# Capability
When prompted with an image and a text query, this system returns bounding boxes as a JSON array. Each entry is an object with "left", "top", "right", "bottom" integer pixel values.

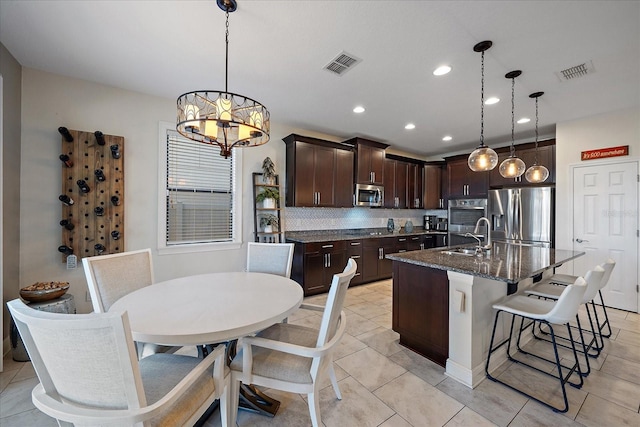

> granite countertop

[
  {"left": 285, "top": 227, "right": 447, "bottom": 243},
  {"left": 386, "top": 242, "right": 584, "bottom": 284}
]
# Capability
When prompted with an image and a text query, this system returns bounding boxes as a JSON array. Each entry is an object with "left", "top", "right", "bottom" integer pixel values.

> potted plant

[
  {"left": 256, "top": 187, "right": 279, "bottom": 209},
  {"left": 259, "top": 214, "right": 279, "bottom": 233},
  {"left": 261, "top": 157, "right": 276, "bottom": 184}
]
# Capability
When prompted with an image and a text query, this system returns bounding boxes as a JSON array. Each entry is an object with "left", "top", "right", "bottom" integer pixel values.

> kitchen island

[{"left": 386, "top": 242, "right": 584, "bottom": 388}]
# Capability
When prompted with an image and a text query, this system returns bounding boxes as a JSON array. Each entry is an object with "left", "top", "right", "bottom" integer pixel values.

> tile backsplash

[{"left": 284, "top": 208, "right": 447, "bottom": 231}]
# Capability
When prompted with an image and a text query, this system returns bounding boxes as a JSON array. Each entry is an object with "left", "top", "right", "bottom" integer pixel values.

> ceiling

[{"left": 1, "top": 1, "right": 639, "bottom": 158}]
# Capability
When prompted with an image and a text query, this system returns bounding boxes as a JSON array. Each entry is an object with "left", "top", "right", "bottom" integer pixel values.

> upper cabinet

[
  {"left": 283, "top": 134, "right": 354, "bottom": 208},
  {"left": 384, "top": 154, "right": 424, "bottom": 209},
  {"left": 343, "top": 137, "right": 388, "bottom": 185},
  {"left": 423, "top": 162, "right": 445, "bottom": 209},
  {"left": 489, "top": 140, "right": 556, "bottom": 187},
  {"left": 446, "top": 156, "right": 489, "bottom": 198}
]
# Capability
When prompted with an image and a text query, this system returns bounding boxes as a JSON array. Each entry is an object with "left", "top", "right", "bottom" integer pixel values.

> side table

[{"left": 10, "top": 294, "right": 76, "bottom": 362}]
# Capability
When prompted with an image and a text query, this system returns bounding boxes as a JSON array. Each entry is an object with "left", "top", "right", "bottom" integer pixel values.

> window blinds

[{"left": 166, "top": 131, "right": 233, "bottom": 244}]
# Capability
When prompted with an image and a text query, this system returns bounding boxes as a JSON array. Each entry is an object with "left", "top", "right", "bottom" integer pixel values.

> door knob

[{"left": 575, "top": 238, "right": 589, "bottom": 243}]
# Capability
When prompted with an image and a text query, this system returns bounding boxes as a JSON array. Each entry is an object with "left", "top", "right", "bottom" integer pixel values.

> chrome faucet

[{"left": 474, "top": 217, "right": 492, "bottom": 251}]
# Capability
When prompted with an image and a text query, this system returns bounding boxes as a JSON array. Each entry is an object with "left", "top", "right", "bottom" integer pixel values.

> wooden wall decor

[{"left": 58, "top": 127, "right": 125, "bottom": 262}]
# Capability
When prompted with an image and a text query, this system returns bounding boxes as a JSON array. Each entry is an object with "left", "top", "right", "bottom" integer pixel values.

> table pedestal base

[{"left": 239, "top": 384, "right": 280, "bottom": 416}]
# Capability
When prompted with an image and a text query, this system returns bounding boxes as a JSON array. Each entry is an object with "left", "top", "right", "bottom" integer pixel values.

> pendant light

[
  {"left": 499, "top": 70, "right": 526, "bottom": 178},
  {"left": 176, "top": 0, "right": 270, "bottom": 158},
  {"left": 525, "top": 92, "right": 550, "bottom": 183},
  {"left": 468, "top": 41, "right": 499, "bottom": 172}
]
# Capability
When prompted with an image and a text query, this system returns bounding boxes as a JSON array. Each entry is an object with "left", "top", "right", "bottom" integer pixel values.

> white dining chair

[
  {"left": 229, "top": 258, "right": 357, "bottom": 427},
  {"left": 82, "top": 248, "right": 178, "bottom": 358},
  {"left": 246, "top": 242, "right": 295, "bottom": 278},
  {"left": 7, "top": 298, "right": 230, "bottom": 427}
]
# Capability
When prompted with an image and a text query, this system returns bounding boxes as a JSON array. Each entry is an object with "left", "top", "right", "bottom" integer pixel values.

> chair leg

[
  {"left": 328, "top": 363, "right": 342, "bottom": 400},
  {"left": 307, "top": 391, "right": 322, "bottom": 427},
  {"left": 584, "top": 303, "right": 604, "bottom": 357},
  {"left": 229, "top": 378, "right": 240, "bottom": 427},
  {"left": 547, "top": 323, "right": 570, "bottom": 412},
  {"left": 573, "top": 314, "right": 592, "bottom": 376},
  {"left": 596, "top": 290, "right": 613, "bottom": 338},
  {"left": 219, "top": 378, "right": 229, "bottom": 427}
]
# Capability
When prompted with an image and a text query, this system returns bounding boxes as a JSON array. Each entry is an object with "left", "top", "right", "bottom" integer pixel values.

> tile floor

[{"left": 1, "top": 279, "right": 639, "bottom": 426}]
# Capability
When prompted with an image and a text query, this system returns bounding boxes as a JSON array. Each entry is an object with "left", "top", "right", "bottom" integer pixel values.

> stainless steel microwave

[{"left": 354, "top": 184, "right": 384, "bottom": 207}]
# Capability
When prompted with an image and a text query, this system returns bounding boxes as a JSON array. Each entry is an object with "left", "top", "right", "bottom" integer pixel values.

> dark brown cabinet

[
  {"left": 392, "top": 262, "right": 449, "bottom": 366},
  {"left": 283, "top": 134, "right": 354, "bottom": 208},
  {"left": 346, "top": 239, "right": 363, "bottom": 286},
  {"left": 489, "top": 141, "right": 556, "bottom": 187},
  {"left": 446, "top": 156, "right": 489, "bottom": 198},
  {"left": 407, "top": 163, "right": 423, "bottom": 209},
  {"left": 344, "top": 137, "right": 388, "bottom": 185},
  {"left": 362, "top": 237, "right": 396, "bottom": 282},
  {"left": 383, "top": 158, "right": 407, "bottom": 208},
  {"left": 291, "top": 240, "right": 347, "bottom": 296},
  {"left": 423, "top": 163, "right": 445, "bottom": 209}
]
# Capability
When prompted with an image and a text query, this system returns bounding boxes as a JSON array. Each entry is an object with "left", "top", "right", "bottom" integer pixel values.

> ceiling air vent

[
  {"left": 324, "top": 51, "right": 362, "bottom": 76},
  {"left": 555, "top": 60, "right": 595, "bottom": 82}
]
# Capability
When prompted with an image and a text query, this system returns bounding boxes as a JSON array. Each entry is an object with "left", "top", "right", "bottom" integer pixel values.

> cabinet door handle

[
  {"left": 351, "top": 255, "right": 361, "bottom": 259},
  {"left": 378, "top": 248, "right": 382, "bottom": 259},
  {"left": 398, "top": 249, "right": 407, "bottom": 253},
  {"left": 353, "top": 194, "right": 356, "bottom": 206},
  {"left": 444, "top": 235, "right": 447, "bottom": 246},
  {"left": 327, "top": 253, "right": 331, "bottom": 267},
  {"left": 420, "top": 243, "right": 424, "bottom": 250},
  {"left": 398, "top": 238, "right": 406, "bottom": 242},
  {"left": 317, "top": 192, "right": 321, "bottom": 205},
  {"left": 322, "top": 244, "right": 334, "bottom": 248},
  {"left": 350, "top": 242, "right": 361, "bottom": 246},
  {"left": 411, "top": 237, "right": 419, "bottom": 241}
]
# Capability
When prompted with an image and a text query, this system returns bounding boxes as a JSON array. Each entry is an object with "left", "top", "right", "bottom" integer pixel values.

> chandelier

[
  {"left": 499, "top": 70, "right": 526, "bottom": 178},
  {"left": 468, "top": 41, "right": 499, "bottom": 172},
  {"left": 176, "top": 0, "right": 270, "bottom": 158},
  {"left": 525, "top": 92, "right": 550, "bottom": 183}
]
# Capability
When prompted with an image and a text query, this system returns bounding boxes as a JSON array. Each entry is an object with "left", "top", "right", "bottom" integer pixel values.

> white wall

[
  {"left": 19, "top": 68, "right": 326, "bottom": 313},
  {"left": 555, "top": 107, "right": 640, "bottom": 273}
]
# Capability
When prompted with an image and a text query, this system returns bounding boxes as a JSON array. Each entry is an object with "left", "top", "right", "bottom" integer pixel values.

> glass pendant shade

[
  {"left": 468, "top": 146, "right": 499, "bottom": 171},
  {"left": 468, "top": 41, "right": 497, "bottom": 172},
  {"left": 499, "top": 156, "right": 526, "bottom": 178},
  {"left": 525, "top": 164, "right": 549, "bottom": 183}
]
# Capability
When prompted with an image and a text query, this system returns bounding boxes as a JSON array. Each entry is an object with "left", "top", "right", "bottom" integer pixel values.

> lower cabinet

[
  {"left": 392, "top": 262, "right": 449, "bottom": 366},
  {"left": 291, "top": 241, "right": 347, "bottom": 296},
  {"left": 290, "top": 233, "right": 444, "bottom": 296},
  {"left": 346, "top": 239, "right": 363, "bottom": 286}
]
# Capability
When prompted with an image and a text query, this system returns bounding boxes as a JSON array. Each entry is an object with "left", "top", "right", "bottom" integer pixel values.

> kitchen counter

[
  {"left": 386, "top": 242, "right": 584, "bottom": 292},
  {"left": 387, "top": 242, "right": 584, "bottom": 389},
  {"left": 285, "top": 227, "right": 446, "bottom": 243}
]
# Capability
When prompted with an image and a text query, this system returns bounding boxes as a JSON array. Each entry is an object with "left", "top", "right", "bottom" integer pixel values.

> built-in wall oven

[{"left": 447, "top": 198, "right": 488, "bottom": 246}]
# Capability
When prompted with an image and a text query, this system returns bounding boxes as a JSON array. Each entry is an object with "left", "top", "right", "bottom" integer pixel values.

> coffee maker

[{"left": 423, "top": 215, "right": 437, "bottom": 230}]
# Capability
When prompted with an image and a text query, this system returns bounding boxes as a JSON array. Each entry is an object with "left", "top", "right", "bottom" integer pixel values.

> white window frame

[{"left": 157, "top": 121, "right": 242, "bottom": 254}]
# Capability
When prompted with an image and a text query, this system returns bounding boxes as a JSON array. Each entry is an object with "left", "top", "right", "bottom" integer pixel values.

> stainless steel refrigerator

[{"left": 488, "top": 186, "right": 554, "bottom": 247}]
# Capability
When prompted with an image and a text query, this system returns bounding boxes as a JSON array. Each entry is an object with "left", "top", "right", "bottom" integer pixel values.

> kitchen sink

[{"left": 440, "top": 247, "right": 479, "bottom": 256}]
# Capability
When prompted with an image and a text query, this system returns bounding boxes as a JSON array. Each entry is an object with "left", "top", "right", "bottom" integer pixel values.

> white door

[{"left": 573, "top": 160, "right": 638, "bottom": 312}]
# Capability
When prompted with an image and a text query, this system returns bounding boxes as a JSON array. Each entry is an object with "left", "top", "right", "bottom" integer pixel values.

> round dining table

[{"left": 109, "top": 271, "right": 304, "bottom": 347}]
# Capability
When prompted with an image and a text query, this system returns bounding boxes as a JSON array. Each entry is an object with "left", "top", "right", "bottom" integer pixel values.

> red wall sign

[{"left": 581, "top": 145, "right": 629, "bottom": 161}]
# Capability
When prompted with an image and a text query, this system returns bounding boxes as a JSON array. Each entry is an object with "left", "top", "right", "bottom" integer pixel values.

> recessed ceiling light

[
  {"left": 485, "top": 97, "right": 500, "bottom": 105},
  {"left": 353, "top": 106, "right": 365, "bottom": 113},
  {"left": 442, "top": 136, "right": 452, "bottom": 142},
  {"left": 517, "top": 117, "right": 530, "bottom": 124},
  {"left": 433, "top": 65, "right": 452, "bottom": 76},
  {"left": 405, "top": 123, "right": 416, "bottom": 130}
]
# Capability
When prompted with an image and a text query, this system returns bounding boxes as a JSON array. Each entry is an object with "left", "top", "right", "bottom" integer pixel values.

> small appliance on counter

[
  {"left": 423, "top": 215, "right": 437, "bottom": 230},
  {"left": 436, "top": 218, "right": 448, "bottom": 231}
]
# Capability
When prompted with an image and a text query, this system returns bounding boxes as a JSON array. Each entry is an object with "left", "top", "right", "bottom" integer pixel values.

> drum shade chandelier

[
  {"left": 468, "top": 41, "right": 499, "bottom": 172},
  {"left": 499, "top": 70, "right": 526, "bottom": 178},
  {"left": 176, "top": 0, "right": 270, "bottom": 158},
  {"left": 525, "top": 92, "right": 550, "bottom": 183}
]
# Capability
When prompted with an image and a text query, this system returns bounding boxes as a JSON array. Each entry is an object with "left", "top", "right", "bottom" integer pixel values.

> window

[{"left": 158, "top": 122, "right": 242, "bottom": 253}]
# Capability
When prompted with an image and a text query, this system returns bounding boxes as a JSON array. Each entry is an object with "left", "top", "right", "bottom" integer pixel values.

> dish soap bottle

[
  {"left": 405, "top": 219, "right": 414, "bottom": 232},
  {"left": 387, "top": 218, "right": 394, "bottom": 232}
]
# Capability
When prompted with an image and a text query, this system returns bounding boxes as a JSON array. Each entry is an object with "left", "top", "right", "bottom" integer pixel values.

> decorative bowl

[{"left": 20, "top": 282, "right": 70, "bottom": 302}]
